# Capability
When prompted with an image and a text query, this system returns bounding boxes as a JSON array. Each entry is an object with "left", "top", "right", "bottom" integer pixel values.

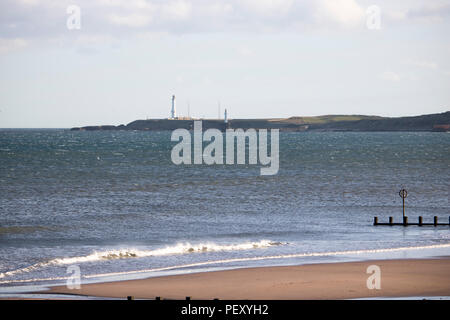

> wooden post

[
  {"left": 434, "top": 216, "right": 438, "bottom": 226},
  {"left": 389, "top": 217, "right": 393, "bottom": 225},
  {"left": 403, "top": 216, "right": 408, "bottom": 226},
  {"left": 374, "top": 217, "right": 378, "bottom": 225},
  {"left": 418, "top": 216, "right": 423, "bottom": 226},
  {"left": 399, "top": 189, "right": 408, "bottom": 221},
  {"left": 402, "top": 197, "right": 405, "bottom": 218}
]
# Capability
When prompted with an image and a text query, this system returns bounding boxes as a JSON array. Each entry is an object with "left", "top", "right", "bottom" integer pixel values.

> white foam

[
  {"left": 0, "top": 240, "right": 281, "bottom": 279},
  {"left": 82, "top": 242, "right": 450, "bottom": 279},
  {"left": 1, "top": 242, "right": 449, "bottom": 285}
]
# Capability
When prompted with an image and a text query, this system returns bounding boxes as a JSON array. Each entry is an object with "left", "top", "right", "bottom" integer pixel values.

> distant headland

[{"left": 70, "top": 111, "right": 450, "bottom": 132}]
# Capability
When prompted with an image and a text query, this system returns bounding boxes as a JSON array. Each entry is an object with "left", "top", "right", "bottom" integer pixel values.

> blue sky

[{"left": 0, "top": 0, "right": 449, "bottom": 128}]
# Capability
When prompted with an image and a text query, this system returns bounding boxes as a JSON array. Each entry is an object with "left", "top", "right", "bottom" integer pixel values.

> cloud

[
  {"left": 96, "top": 0, "right": 154, "bottom": 10},
  {"left": 162, "top": 0, "right": 192, "bottom": 20},
  {"left": 176, "top": 75, "right": 184, "bottom": 83},
  {"left": 1, "top": 0, "right": 449, "bottom": 53},
  {"left": 198, "top": 2, "right": 233, "bottom": 16},
  {"left": 16, "top": 0, "right": 40, "bottom": 6},
  {"left": 237, "top": 46, "right": 253, "bottom": 57},
  {"left": 314, "top": 0, "right": 365, "bottom": 28},
  {"left": 383, "top": 2, "right": 450, "bottom": 24},
  {"left": 404, "top": 59, "right": 438, "bottom": 70},
  {"left": 241, "top": 0, "right": 294, "bottom": 16},
  {"left": 379, "top": 71, "right": 401, "bottom": 82},
  {"left": 407, "top": 3, "right": 450, "bottom": 23},
  {"left": 0, "top": 37, "right": 28, "bottom": 54},
  {"left": 108, "top": 13, "right": 153, "bottom": 27}
]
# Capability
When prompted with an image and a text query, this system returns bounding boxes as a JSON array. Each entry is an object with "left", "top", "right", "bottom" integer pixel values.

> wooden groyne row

[
  {"left": 374, "top": 189, "right": 450, "bottom": 227},
  {"left": 374, "top": 216, "right": 450, "bottom": 226},
  {"left": 127, "top": 296, "right": 219, "bottom": 300}
]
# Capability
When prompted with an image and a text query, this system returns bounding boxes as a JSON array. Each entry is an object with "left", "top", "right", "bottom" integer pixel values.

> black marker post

[{"left": 399, "top": 188, "right": 408, "bottom": 225}]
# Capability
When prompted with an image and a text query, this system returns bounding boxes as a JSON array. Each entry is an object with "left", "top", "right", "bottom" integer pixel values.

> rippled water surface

[{"left": 0, "top": 129, "right": 449, "bottom": 286}]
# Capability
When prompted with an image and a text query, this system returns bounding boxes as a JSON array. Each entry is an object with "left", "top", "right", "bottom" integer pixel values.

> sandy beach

[{"left": 46, "top": 258, "right": 450, "bottom": 300}]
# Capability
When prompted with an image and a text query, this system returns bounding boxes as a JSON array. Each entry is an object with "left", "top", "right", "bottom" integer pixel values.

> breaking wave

[
  {"left": 2, "top": 242, "right": 450, "bottom": 285},
  {"left": 0, "top": 240, "right": 283, "bottom": 279}
]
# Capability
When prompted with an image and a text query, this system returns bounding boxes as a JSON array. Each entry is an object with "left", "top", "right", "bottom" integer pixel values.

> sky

[{"left": 0, "top": 0, "right": 449, "bottom": 128}]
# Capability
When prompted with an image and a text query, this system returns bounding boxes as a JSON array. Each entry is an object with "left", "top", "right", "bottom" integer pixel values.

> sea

[{"left": 0, "top": 129, "right": 449, "bottom": 292}]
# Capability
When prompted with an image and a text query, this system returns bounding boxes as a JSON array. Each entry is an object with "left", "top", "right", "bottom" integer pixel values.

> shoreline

[
  {"left": 43, "top": 257, "right": 450, "bottom": 300},
  {"left": 68, "top": 111, "right": 450, "bottom": 132}
]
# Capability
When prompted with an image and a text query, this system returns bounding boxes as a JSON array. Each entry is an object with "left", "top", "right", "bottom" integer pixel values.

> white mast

[
  {"left": 187, "top": 101, "right": 190, "bottom": 118},
  {"left": 224, "top": 108, "right": 228, "bottom": 123},
  {"left": 171, "top": 95, "right": 177, "bottom": 119}
]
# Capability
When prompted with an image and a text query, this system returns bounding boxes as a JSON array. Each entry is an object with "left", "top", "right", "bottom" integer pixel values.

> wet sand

[{"left": 46, "top": 258, "right": 450, "bottom": 300}]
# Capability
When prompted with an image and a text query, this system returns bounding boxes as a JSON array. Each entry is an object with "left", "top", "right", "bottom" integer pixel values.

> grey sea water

[{"left": 0, "top": 129, "right": 449, "bottom": 287}]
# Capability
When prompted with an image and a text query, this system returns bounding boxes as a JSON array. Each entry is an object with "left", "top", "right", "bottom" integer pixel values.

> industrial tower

[{"left": 170, "top": 95, "right": 177, "bottom": 119}]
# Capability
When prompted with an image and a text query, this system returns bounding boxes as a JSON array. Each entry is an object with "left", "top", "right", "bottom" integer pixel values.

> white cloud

[
  {"left": 199, "top": 2, "right": 233, "bottom": 16},
  {"left": 0, "top": 38, "right": 28, "bottom": 54},
  {"left": 97, "top": 0, "right": 154, "bottom": 10},
  {"left": 379, "top": 71, "right": 401, "bottom": 82},
  {"left": 241, "top": 0, "right": 294, "bottom": 16},
  {"left": 176, "top": 75, "right": 184, "bottom": 83},
  {"left": 108, "top": 13, "right": 153, "bottom": 27},
  {"left": 407, "top": 3, "right": 450, "bottom": 23},
  {"left": 384, "top": 10, "right": 407, "bottom": 22},
  {"left": 162, "top": 0, "right": 193, "bottom": 20},
  {"left": 1, "top": 0, "right": 449, "bottom": 45},
  {"left": 314, "top": 0, "right": 365, "bottom": 28},
  {"left": 203, "top": 76, "right": 212, "bottom": 85},
  {"left": 382, "top": 2, "right": 450, "bottom": 24},
  {"left": 16, "top": 0, "right": 40, "bottom": 6},
  {"left": 237, "top": 46, "right": 253, "bottom": 57},
  {"left": 73, "top": 34, "right": 116, "bottom": 46},
  {"left": 404, "top": 59, "right": 438, "bottom": 70}
]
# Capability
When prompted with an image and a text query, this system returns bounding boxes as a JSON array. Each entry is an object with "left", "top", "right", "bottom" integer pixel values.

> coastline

[
  {"left": 68, "top": 111, "right": 450, "bottom": 132},
  {"left": 44, "top": 257, "right": 450, "bottom": 300}
]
